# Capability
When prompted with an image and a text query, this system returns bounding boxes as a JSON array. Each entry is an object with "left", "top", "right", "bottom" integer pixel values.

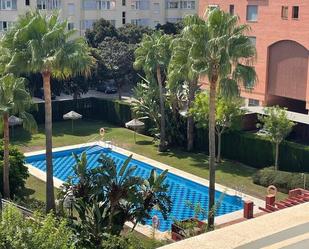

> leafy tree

[
  {"left": 168, "top": 15, "right": 201, "bottom": 151},
  {"left": 59, "top": 152, "right": 171, "bottom": 248},
  {"left": 1, "top": 11, "right": 95, "bottom": 211},
  {"left": 0, "top": 74, "right": 37, "bottom": 198},
  {"left": 118, "top": 24, "right": 152, "bottom": 44},
  {"left": 190, "top": 92, "right": 244, "bottom": 163},
  {"left": 188, "top": 9, "right": 257, "bottom": 229},
  {"left": 0, "top": 141, "right": 29, "bottom": 198},
  {"left": 96, "top": 37, "right": 135, "bottom": 99},
  {"left": 134, "top": 31, "right": 173, "bottom": 152},
  {"left": 0, "top": 205, "right": 75, "bottom": 249},
  {"left": 258, "top": 106, "right": 295, "bottom": 170},
  {"left": 85, "top": 19, "right": 118, "bottom": 47},
  {"left": 132, "top": 80, "right": 161, "bottom": 136},
  {"left": 156, "top": 21, "right": 183, "bottom": 35},
  {"left": 62, "top": 75, "right": 91, "bottom": 100}
]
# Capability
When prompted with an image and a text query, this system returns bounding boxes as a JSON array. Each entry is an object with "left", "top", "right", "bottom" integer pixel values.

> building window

[
  {"left": 132, "top": 0, "right": 149, "bottom": 10},
  {"left": 98, "top": 0, "right": 115, "bottom": 10},
  {"left": 122, "top": 11, "right": 126, "bottom": 24},
  {"left": 246, "top": 5, "right": 258, "bottom": 21},
  {"left": 208, "top": 4, "right": 218, "bottom": 11},
  {"left": 131, "top": 18, "right": 149, "bottom": 26},
  {"left": 248, "top": 36, "right": 256, "bottom": 46},
  {"left": 68, "top": 22, "right": 74, "bottom": 30},
  {"left": 82, "top": 19, "right": 95, "bottom": 29},
  {"left": 292, "top": 6, "right": 299, "bottom": 19},
  {"left": 167, "top": 1, "right": 178, "bottom": 9},
  {"left": 281, "top": 6, "right": 288, "bottom": 19},
  {"left": 0, "top": 0, "right": 17, "bottom": 10},
  {"left": 25, "top": 0, "right": 30, "bottom": 6},
  {"left": 0, "top": 21, "right": 14, "bottom": 31},
  {"left": 122, "top": 0, "right": 125, "bottom": 6},
  {"left": 248, "top": 99, "right": 259, "bottom": 106},
  {"left": 153, "top": 2, "right": 160, "bottom": 12},
  {"left": 68, "top": 3, "right": 75, "bottom": 15},
  {"left": 37, "top": 0, "right": 60, "bottom": 10},
  {"left": 229, "top": 4, "right": 234, "bottom": 15},
  {"left": 166, "top": 17, "right": 182, "bottom": 23},
  {"left": 83, "top": 0, "right": 97, "bottom": 10},
  {"left": 180, "top": 1, "right": 195, "bottom": 10}
]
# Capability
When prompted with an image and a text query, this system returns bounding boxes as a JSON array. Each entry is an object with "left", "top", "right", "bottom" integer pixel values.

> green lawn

[{"left": 14, "top": 119, "right": 286, "bottom": 201}]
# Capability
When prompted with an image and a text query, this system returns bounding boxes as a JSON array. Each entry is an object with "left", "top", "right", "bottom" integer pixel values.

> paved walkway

[
  {"left": 32, "top": 90, "right": 134, "bottom": 103},
  {"left": 159, "top": 203, "right": 309, "bottom": 249}
]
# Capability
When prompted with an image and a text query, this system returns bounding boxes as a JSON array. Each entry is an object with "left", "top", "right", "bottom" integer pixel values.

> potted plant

[{"left": 171, "top": 201, "right": 207, "bottom": 241}]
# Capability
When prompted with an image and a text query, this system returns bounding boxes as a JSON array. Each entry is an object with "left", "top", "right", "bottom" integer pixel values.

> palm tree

[
  {"left": 0, "top": 74, "right": 37, "bottom": 198},
  {"left": 169, "top": 15, "right": 203, "bottom": 151},
  {"left": 1, "top": 11, "right": 95, "bottom": 211},
  {"left": 134, "top": 32, "right": 172, "bottom": 152},
  {"left": 189, "top": 9, "right": 257, "bottom": 229}
]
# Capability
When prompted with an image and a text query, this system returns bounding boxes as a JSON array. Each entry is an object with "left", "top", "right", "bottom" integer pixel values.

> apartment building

[
  {"left": 0, "top": 0, "right": 197, "bottom": 36},
  {"left": 199, "top": 1, "right": 309, "bottom": 113}
]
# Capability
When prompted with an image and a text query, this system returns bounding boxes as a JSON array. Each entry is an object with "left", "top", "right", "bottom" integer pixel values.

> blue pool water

[{"left": 26, "top": 145, "right": 243, "bottom": 231}]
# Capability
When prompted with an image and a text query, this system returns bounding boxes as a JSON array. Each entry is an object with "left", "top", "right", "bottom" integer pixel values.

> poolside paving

[{"left": 159, "top": 202, "right": 309, "bottom": 249}]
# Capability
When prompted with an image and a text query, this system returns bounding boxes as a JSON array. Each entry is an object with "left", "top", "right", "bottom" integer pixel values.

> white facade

[{"left": 0, "top": 0, "right": 198, "bottom": 35}]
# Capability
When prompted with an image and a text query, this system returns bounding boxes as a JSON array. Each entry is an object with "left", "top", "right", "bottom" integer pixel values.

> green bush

[
  {"left": 0, "top": 205, "right": 75, "bottom": 249},
  {"left": 252, "top": 167, "right": 309, "bottom": 193},
  {"left": 101, "top": 235, "right": 146, "bottom": 249},
  {"left": 0, "top": 141, "right": 29, "bottom": 198}
]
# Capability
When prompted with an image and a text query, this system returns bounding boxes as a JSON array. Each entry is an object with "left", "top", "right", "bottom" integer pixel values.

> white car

[{"left": 256, "top": 129, "right": 271, "bottom": 136}]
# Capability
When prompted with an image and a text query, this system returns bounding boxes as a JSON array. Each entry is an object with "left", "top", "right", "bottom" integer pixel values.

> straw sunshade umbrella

[
  {"left": 63, "top": 111, "right": 82, "bottom": 132},
  {"left": 8, "top": 115, "right": 23, "bottom": 138},
  {"left": 125, "top": 119, "right": 145, "bottom": 143}
]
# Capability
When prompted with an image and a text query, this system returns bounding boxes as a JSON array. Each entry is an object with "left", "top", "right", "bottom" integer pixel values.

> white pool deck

[{"left": 24, "top": 141, "right": 264, "bottom": 239}]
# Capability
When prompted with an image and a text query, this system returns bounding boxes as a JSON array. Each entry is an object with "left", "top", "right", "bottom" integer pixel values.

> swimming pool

[{"left": 26, "top": 145, "right": 243, "bottom": 231}]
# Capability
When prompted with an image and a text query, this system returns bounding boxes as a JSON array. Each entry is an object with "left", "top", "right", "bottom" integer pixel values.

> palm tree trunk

[
  {"left": 187, "top": 78, "right": 197, "bottom": 151},
  {"left": 42, "top": 71, "right": 56, "bottom": 212},
  {"left": 207, "top": 72, "right": 218, "bottom": 231},
  {"left": 275, "top": 142, "right": 279, "bottom": 170},
  {"left": 216, "top": 132, "right": 222, "bottom": 163},
  {"left": 157, "top": 65, "right": 166, "bottom": 152},
  {"left": 117, "top": 80, "right": 122, "bottom": 100},
  {"left": 3, "top": 112, "right": 10, "bottom": 199}
]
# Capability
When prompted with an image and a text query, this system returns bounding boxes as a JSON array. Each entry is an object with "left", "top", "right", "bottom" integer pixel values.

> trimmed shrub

[
  {"left": 252, "top": 167, "right": 309, "bottom": 193},
  {"left": 31, "top": 98, "right": 132, "bottom": 127},
  {"left": 29, "top": 97, "right": 309, "bottom": 172},
  {"left": 0, "top": 141, "right": 29, "bottom": 198}
]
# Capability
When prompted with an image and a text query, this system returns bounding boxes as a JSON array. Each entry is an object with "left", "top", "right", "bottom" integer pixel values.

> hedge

[
  {"left": 252, "top": 167, "right": 309, "bottom": 193},
  {"left": 30, "top": 97, "right": 309, "bottom": 173},
  {"left": 31, "top": 98, "right": 132, "bottom": 126}
]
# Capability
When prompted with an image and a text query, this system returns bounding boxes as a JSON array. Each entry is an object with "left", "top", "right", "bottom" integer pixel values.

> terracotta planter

[{"left": 171, "top": 218, "right": 206, "bottom": 241}]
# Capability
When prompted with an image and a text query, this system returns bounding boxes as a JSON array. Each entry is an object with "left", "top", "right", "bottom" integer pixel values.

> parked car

[
  {"left": 256, "top": 128, "right": 271, "bottom": 137},
  {"left": 96, "top": 80, "right": 117, "bottom": 94},
  {"left": 35, "top": 88, "right": 56, "bottom": 100}
]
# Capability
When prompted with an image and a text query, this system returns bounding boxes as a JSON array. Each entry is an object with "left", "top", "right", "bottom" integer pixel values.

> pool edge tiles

[{"left": 24, "top": 142, "right": 264, "bottom": 235}]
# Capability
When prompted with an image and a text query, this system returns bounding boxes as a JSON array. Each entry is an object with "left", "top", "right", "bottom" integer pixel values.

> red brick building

[{"left": 199, "top": 1, "right": 309, "bottom": 113}]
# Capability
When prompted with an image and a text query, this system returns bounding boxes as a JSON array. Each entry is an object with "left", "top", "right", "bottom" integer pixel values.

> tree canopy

[{"left": 258, "top": 106, "right": 295, "bottom": 170}]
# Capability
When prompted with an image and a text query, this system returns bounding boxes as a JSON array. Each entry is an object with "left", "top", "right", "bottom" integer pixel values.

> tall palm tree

[
  {"left": 134, "top": 32, "right": 172, "bottom": 152},
  {"left": 0, "top": 74, "right": 37, "bottom": 198},
  {"left": 169, "top": 15, "right": 203, "bottom": 151},
  {"left": 1, "top": 11, "right": 95, "bottom": 211},
  {"left": 189, "top": 9, "right": 257, "bottom": 229}
]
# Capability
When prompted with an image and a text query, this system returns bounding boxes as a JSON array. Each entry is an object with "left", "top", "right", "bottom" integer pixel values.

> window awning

[{"left": 243, "top": 106, "right": 309, "bottom": 125}]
